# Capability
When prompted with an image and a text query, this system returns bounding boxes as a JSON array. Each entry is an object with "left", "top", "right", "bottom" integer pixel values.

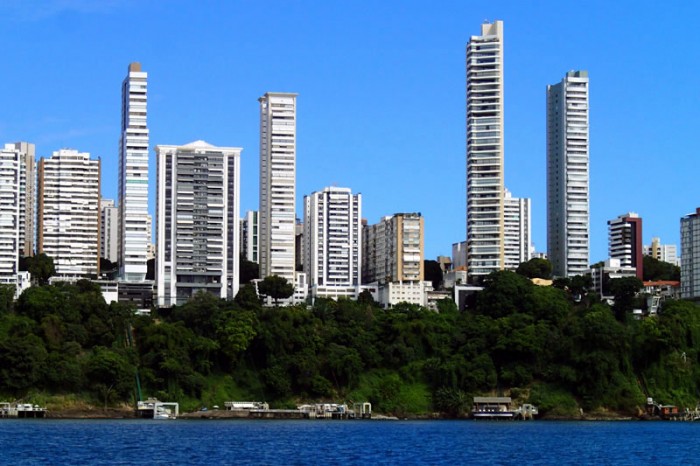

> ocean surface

[{"left": 0, "top": 419, "right": 695, "bottom": 465}]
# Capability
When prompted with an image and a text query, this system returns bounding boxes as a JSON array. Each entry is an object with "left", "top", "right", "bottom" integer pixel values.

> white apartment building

[
  {"left": 0, "top": 146, "right": 21, "bottom": 285},
  {"left": 100, "top": 199, "right": 118, "bottom": 263},
  {"left": 504, "top": 189, "right": 531, "bottom": 270},
  {"left": 681, "top": 208, "right": 700, "bottom": 299},
  {"left": 38, "top": 149, "right": 100, "bottom": 278},
  {"left": 452, "top": 241, "right": 467, "bottom": 271},
  {"left": 303, "top": 186, "right": 361, "bottom": 300},
  {"left": 156, "top": 141, "right": 241, "bottom": 306},
  {"left": 589, "top": 258, "right": 637, "bottom": 299},
  {"left": 363, "top": 213, "right": 424, "bottom": 285},
  {"left": 547, "top": 70, "right": 590, "bottom": 277},
  {"left": 258, "top": 92, "right": 297, "bottom": 283},
  {"left": 119, "top": 62, "right": 150, "bottom": 282},
  {"left": 466, "top": 20, "right": 505, "bottom": 281},
  {"left": 644, "top": 237, "right": 679, "bottom": 266},
  {"left": 240, "top": 210, "right": 259, "bottom": 263}
]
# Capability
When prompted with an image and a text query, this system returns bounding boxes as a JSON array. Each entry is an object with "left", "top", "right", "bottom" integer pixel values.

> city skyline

[{"left": 1, "top": 1, "right": 698, "bottom": 263}]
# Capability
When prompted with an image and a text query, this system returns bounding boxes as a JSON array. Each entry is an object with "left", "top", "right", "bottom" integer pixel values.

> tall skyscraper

[
  {"left": 547, "top": 70, "right": 590, "bottom": 277},
  {"left": 0, "top": 145, "right": 21, "bottom": 284},
  {"left": 362, "top": 213, "right": 424, "bottom": 285},
  {"left": 100, "top": 199, "right": 119, "bottom": 263},
  {"left": 503, "top": 189, "right": 531, "bottom": 270},
  {"left": 258, "top": 92, "right": 297, "bottom": 283},
  {"left": 303, "top": 186, "right": 362, "bottom": 299},
  {"left": 155, "top": 141, "right": 241, "bottom": 306},
  {"left": 38, "top": 149, "right": 100, "bottom": 278},
  {"left": 681, "top": 208, "right": 700, "bottom": 299},
  {"left": 608, "top": 212, "right": 643, "bottom": 280},
  {"left": 119, "top": 62, "right": 149, "bottom": 282},
  {"left": 466, "top": 20, "right": 505, "bottom": 282}
]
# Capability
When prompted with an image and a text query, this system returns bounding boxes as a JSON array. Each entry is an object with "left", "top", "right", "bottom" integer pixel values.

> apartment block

[
  {"left": 466, "top": 20, "right": 505, "bottom": 281},
  {"left": 504, "top": 189, "right": 531, "bottom": 270},
  {"left": 38, "top": 149, "right": 100, "bottom": 278},
  {"left": 258, "top": 92, "right": 297, "bottom": 283},
  {"left": 547, "top": 70, "right": 590, "bottom": 278},
  {"left": 681, "top": 208, "right": 700, "bottom": 299},
  {"left": 240, "top": 210, "right": 259, "bottom": 263},
  {"left": 362, "top": 213, "right": 424, "bottom": 285},
  {"left": 644, "top": 237, "right": 679, "bottom": 266},
  {"left": 303, "top": 186, "right": 361, "bottom": 299},
  {"left": 0, "top": 145, "right": 21, "bottom": 285},
  {"left": 156, "top": 141, "right": 241, "bottom": 306},
  {"left": 100, "top": 199, "right": 118, "bottom": 263},
  {"left": 119, "top": 62, "right": 150, "bottom": 282},
  {"left": 608, "top": 212, "right": 643, "bottom": 280}
]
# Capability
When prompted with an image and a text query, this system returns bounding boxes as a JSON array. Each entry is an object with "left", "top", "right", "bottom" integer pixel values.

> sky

[{"left": 1, "top": 0, "right": 698, "bottom": 263}]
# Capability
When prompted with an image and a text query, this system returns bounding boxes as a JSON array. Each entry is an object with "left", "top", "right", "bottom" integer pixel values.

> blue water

[{"left": 0, "top": 419, "right": 695, "bottom": 464}]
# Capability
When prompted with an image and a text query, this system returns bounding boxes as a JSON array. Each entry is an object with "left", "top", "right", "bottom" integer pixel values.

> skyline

[{"left": 1, "top": 1, "right": 698, "bottom": 263}]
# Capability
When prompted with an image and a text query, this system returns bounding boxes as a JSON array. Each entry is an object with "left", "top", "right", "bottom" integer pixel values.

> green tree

[
  {"left": 27, "top": 253, "right": 55, "bottom": 285},
  {"left": 234, "top": 283, "right": 261, "bottom": 310},
  {"left": 84, "top": 346, "right": 136, "bottom": 407},
  {"left": 516, "top": 258, "right": 553, "bottom": 279},
  {"left": 258, "top": 275, "right": 294, "bottom": 305},
  {"left": 643, "top": 255, "right": 680, "bottom": 281},
  {"left": 609, "top": 276, "right": 643, "bottom": 321},
  {"left": 239, "top": 255, "right": 259, "bottom": 284},
  {"left": 0, "top": 284, "right": 15, "bottom": 314}
]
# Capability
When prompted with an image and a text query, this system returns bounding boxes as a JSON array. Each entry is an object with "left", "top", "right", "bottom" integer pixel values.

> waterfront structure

[
  {"left": 608, "top": 212, "right": 643, "bottom": 280},
  {"left": 303, "top": 186, "right": 362, "bottom": 299},
  {"left": 119, "top": 62, "right": 149, "bottom": 282},
  {"left": 100, "top": 199, "right": 119, "bottom": 263},
  {"left": 258, "top": 92, "right": 297, "bottom": 284},
  {"left": 466, "top": 20, "right": 505, "bottom": 281},
  {"left": 0, "top": 145, "right": 21, "bottom": 285},
  {"left": 155, "top": 140, "right": 241, "bottom": 306},
  {"left": 644, "top": 237, "right": 679, "bottom": 266},
  {"left": 240, "top": 210, "right": 259, "bottom": 263},
  {"left": 503, "top": 189, "right": 531, "bottom": 270},
  {"left": 681, "top": 208, "right": 700, "bottom": 299},
  {"left": 37, "top": 149, "right": 100, "bottom": 278},
  {"left": 362, "top": 213, "right": 424, "bottom": 285},
  {"left": 546, "top": 70, "right": 590, "bottom": 278}
]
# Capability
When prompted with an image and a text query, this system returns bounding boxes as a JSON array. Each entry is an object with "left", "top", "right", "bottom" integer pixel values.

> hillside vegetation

[{"left": 1, "top": 272, "right": 699, "bottom": 417}]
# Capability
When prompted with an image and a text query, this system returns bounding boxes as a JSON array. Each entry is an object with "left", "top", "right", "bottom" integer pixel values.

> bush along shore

[{"left": 1, "top": 271, "right": 700, "bottom": 419}]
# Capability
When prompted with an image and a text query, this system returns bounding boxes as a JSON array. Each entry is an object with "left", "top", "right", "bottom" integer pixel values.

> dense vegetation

[{"left": 1, "top": 271, "right": 700, "bottom": 417}]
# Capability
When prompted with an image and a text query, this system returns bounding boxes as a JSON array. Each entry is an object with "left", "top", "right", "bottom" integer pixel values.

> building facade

[
  {"left": 100, "top": 199, "right": 119, "bottom": 263},
  {"left": 608, "top": 212, "right": 643, "bottom": 280},
  {"left": 258, "top": 92, "right": 297, "bottom": 283},
  {"left": 466, "top": 20, "right": 505, "bottom": 281},
  {"left": 303, "top": 186, "right": 362, "bottom": 299},
  {"left": 37, "top": 149, "right": 100, "bottom": 278},
  {"left": 362, "top": 213, "right": 424, "bottom": 285},
  {"left": 156, "top": 141, "right": 241, "bottom": 306},
  {"left": 119, "top": 62, "right": 150, "bottom": 282},
  {"left": 547, "top": 70, "right": 590, "bottom": 278},
  {"left": 503, "top": 189, "right": 531, "bottom": 270},
  {"left": 13, "top": 142, "right": 35, "bottom": 258},
  {"left": 644, "top": 237, "right": 679, "bottom": 266},
  {"left": 681, "top": 208, "right": 700, "bottom": 299},
  {"left": 0, "top": 145, "right": 21, "bottom": 285},
  {"left": 240, "top": 210, "right": 259, "bottom": 263}
]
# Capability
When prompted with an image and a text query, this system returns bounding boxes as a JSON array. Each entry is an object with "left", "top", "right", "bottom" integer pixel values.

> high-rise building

[
  {"left": 303, "top": 186, "right": 362, "bottom": 299},
  {"left": 258, "top": 92, "right": 297, "bottom": 283},
  {"left": 0, "top": 145, "right": 21, "bottom": 284},
  {"left": 466, "top": 20, "right": 505, "bottom": 282},
  {"left": 608, "top": 212, "right": 643, "bottom": 280},
  {"left": 547, "top": 70, "right": 590, "bottom": 277},
  {"left": 119, "top": 62, "right": 149, "bottom": 282},
  {"left": 504, "top": 189, "right": 531, "bottom": 270},
  {"left": 12, "top": 142, "right": 36, "bottom": 258},
  {"left": 240, "top": 211, "right": 259, "bottom": 263},
  {"left": 644, "top": 237, "right": 679, "bottom": 266},
  {"left": 155, "top": 141, "right": 241, "bottom": 306},
  {"left": 362, "top": 213, "right": 424, "bottom": 285},
  {"left": 100, "top": 199, "right": 119, "bottom": 263},
  {"left": 37, "top": 149, "right": 100, "bottom": 278},
  {"left": 681, "top": 208, "right": 700, "bottom": 299}
]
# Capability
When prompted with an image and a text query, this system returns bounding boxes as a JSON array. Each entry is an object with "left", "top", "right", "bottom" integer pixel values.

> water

[{"left": 0, "top": 419, "right": 695, "bottom": 464}]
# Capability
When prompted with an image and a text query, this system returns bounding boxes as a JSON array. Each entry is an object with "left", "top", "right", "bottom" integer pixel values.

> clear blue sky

[{"left": 1, "top": 0, "right": 698, "bottom": 263}]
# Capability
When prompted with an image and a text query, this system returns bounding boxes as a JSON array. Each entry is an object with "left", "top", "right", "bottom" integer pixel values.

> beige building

[{"left": 362, "top": 212, "right": 424, "bottom": 285}]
